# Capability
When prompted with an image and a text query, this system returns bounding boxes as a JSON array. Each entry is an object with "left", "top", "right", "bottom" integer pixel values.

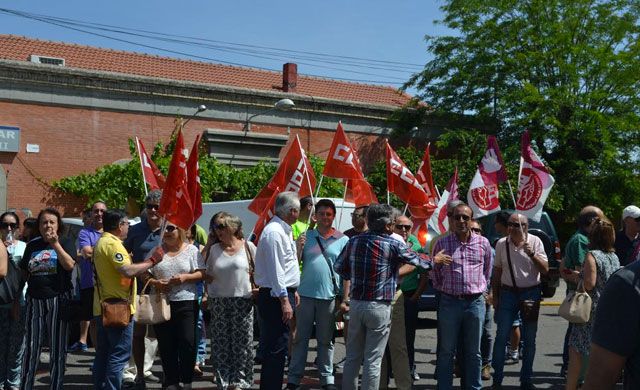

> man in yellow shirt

[{"left": 92, "top": 209, "right": 162, "bottom": 390}]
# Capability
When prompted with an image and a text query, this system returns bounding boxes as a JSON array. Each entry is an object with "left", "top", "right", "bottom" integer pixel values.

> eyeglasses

[
  {"left": 146, "top": 204, "right": 160, "bottom": 211},
  {"left": 453, "top": 214, "right": 471, "bottom": 221},
  {"left": 471, "top": 227, "right": 483, "bottom": 233},
  {"left": 164, "top": 225, "right": 178, "bottom": 233},
  {"left": 119, "top": 220, "right": 130, "bottom": 226},
  {"left": 351, "top": 213, "right": 365, "bottom": 218},
  {"left": 93, "top": 209, "right": 106, "bottom": 214},
  {"left": 395, "top": 224, "right": 412, "bottom": 231},
  {"left": 0, "top": 222, "right": 18, "bottom": 229},
  {"left": 212, "top": 223, "right": 226, "bottom": 230}
]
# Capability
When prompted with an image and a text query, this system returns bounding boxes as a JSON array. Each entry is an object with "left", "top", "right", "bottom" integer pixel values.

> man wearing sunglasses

[
  {"left": 615, "top": 205, "right": 640, "bottom": 266},
  {"left": 344, "top": 205, "right": 369, "bottom": 238},
  {"left": 431, "top": 203, "right": 493, "bottom": 390},
  {"left": 491, "top": 213, "right": 548, "bottom": 390}
]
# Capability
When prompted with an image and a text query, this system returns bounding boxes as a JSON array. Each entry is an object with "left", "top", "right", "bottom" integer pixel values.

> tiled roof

[{"left": 0, "top": 35, "right": 413, "bottom": 108}]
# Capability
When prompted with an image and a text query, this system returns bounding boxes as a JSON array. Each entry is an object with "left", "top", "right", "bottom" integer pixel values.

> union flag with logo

[
  {"left": 516, "top": 131, "right": 555, "bottom": 222},
  {"left": 467, "top": 136, "right": 508, "bottom": 218},
  {"left": 158, "top": 129, "right": 194, "bottom": 230},
  {"left": 428, "top": 168, "right": 459, "bottom": 235}
]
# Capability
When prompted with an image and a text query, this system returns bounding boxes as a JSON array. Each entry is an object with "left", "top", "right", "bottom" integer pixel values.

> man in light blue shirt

[{"left": 287, "top": 199, "right": 348, "bottom": 390}]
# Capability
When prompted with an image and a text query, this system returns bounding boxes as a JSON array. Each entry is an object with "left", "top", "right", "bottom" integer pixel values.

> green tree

[{"left": 405, "top": 0, "right": 640, "bottom": 223}]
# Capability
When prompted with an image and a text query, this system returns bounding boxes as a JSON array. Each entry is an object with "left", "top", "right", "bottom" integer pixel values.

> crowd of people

[{"left": 0, "top": 190, "right": 639, "bottom": 390}]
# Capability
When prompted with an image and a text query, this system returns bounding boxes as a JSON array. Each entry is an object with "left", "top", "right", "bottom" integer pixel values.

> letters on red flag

[
  {"left": 186, "top": 135, "right": 202, "bottom": 225},
  {"left": 415, "top": 143, "right": 438, "bottom": 204},
  {"left": 323, "top": 122, "right": 365, "bottom": 180},
  {"left": 248, "top": 136, "right": 316, "bottom": 215},
  {"left": 344, "top": 178, "right": 378, "bottom": 207},
  {"left": 158, "top": 130, "right": 194, "bottom": 230},
  {"left": 251, "top": 187, "right": 280, "bottom": 245},
  {"left": 136, "top": 137, "right": 165, "bottom": 190},
  {"left": 386, "top": 142, "right": 436, "bottom": 219}
]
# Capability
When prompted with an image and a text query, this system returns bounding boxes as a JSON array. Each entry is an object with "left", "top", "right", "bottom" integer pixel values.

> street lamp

[
  {"left": 245, "top": 98, "right": 295, "bottom": 131},
  {"left": 181, "top": 104, "right": 207, "bottom": 129}
]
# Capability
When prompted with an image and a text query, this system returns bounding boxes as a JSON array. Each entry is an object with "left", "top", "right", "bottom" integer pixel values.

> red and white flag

[
  {"left": 158, "top": 130, "right": 194, "bottom": 230},
  {"left": 415, "top": 143, "right": 439, "bottom": 205},
  {"left": 429, "top": 168, "right": 459, "bottom": 234},
  {"left": 386, "top": 142, "right": 436, "bottom": 220},
  {"left": 248, "top": 136, "right": 316, "bottom": 215},
  {"left": 467, "top": 136, "right": 508, "bottom": 217},
  {"left": 251, "top": 186, "right": 280, "bottom": 245},
  {"left": 186, "top": 135, "right": 202, "bottom": 225},
  {"left": 516, "top": 131, "right": 555, "bottom": 222},
  {"left": 136, "top": 137, "right": 166, "bottom": 191},
  {"left": 344, "top": 178, "right": 378, "bottom": 207}
]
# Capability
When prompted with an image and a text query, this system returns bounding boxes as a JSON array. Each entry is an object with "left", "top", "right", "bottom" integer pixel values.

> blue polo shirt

[
  {"left": 123, "top": 219, "right": 161, "bottom": 263},
  {"left": 298, "top": 228, "right": 349, "bottom": 300}
]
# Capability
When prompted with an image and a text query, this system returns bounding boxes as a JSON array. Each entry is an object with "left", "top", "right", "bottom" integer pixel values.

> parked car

[{"left": 479, "top": 210, "right": 561, "bottom": 298}]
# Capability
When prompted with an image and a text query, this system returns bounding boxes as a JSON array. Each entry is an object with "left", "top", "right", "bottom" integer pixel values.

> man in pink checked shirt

[{"left": 431, "top": 203, "right": 493, "bottom": 390}]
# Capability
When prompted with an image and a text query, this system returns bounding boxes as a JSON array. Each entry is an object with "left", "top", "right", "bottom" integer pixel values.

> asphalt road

[{"left": 33, "top": 282, "right": 622, "bottom": 389}]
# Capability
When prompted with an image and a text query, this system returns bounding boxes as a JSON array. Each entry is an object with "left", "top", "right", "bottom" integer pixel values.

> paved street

[{"left": 34, "top": 283, "right": 621, "bottom": 389}]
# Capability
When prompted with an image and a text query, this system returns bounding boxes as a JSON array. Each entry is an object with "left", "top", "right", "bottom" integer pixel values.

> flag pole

[
  {"left": 338, "top": 179, "right": 348, "bottom": 229},
  {"left": 135, "top": 137, "right": 149, "bottom": 196},
  {"left": 403, "top": 203, "right": 409, "bottom": 215},
  {"left": 434, "top": 185, "right": 441, "bottom": 200},
  {"left": 387, "top": 190, "right": 390, "bottom": 205}
]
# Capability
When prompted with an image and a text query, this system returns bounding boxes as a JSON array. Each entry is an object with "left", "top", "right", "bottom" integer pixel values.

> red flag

[
  {"left": 251, "top": 187, "right": 280, "bottom": 245},
  {"left": 248, "top": 136, "right": 316, "bottom": 215},
  {"left": 323, "top": 122, "right": 366, "bottom": 179},
  {"left": 186, "top": 135, "right": 202, "bottom": 225},
  {"left": 136, "top": 137, "right": 166, "bottom": 190},
  {"left": 467, "top": 136, "right": 508, "bottom": 217},
  {"left": 415, "top": 143, "right": 438, "bottom": 204},
  {"left": 158, "top": 130, "right": 194, "bottom": 230},
  {"left": 429, "top": 168, "right": 459, "bottom": 234},
  {"left": 386, "top": 142, "right": 436, "bottom": 219},
  {"left": 516, "top": 131, "right": 555, "bottom": 222},
  {"left": 344, "top": 178, "right": 378, "bottom": 207}
]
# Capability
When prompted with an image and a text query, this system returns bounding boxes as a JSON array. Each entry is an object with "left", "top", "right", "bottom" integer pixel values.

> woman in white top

[
  {"left": 0, "top": 211, "right": 26, "bottom": 390},
  {"left": 146, "top": 223, "right": 204, "bottom": 390},
  {"left": 205, "top": 212, "right": 256, "bottom": 390}
]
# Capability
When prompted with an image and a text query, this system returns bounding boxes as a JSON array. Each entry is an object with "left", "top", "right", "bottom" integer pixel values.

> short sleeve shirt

[
  {"left": 20, "top": 237, "right": 75, "bottom": 299},
  {"left": 495, "top": 235, "right": 548, "bottom": 288},
  {"left": 150, "top": 244, "right": 204, "bottom": 301},
  {"left": 124, "top": 219, "right": 161, "bottom": 263},
  {"left": 401, "top": 235, "right": 426, "bottom": 293},
  {"left": 292, "top": 220, "right": 310, "bottom": 240},
  {"left": 298, "top": 228, "right": 349, "bottom": 300},
  {"left": 77, "top": 227, "right": 102, "bottom": 289},
  {"left": 591, "top": 261, "right": 640, "bottom": 389},
  {"left": 93, "top": 232, "right": 136, "bottom": 315},
  {"left": 564, "top": 230, "right": 589, "bottom": 290}
]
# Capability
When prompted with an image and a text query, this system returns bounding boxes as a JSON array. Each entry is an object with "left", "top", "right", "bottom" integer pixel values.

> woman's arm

[
  {"left": 0, "top": 241, "right": 7, "bottom": 277},
  {"left": 582, "top": 252, "right": 597, "bottom": 291},
  {"left": 52, "top": 241, "right": 75, "bottom": 271}
]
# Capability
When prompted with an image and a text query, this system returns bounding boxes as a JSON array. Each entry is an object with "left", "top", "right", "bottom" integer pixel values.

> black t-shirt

[
  {"left": 614, "top": 230, "right": 635, "bottom": 266},
  {"left": 591, "top": 261, "right": 640, "bottom": 389},
  {"left": 20, "top": 236, "right": 75, "bottom": 299}
]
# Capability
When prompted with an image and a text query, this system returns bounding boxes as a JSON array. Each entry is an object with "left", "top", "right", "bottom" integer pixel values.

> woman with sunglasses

[
  {"left": 0, "top": 212, "right": 27, "bottom": 390},
  {"left": 145, "top": 223, "right": 204, "bottom": 390},
  {"left": 205, "top": 212, "right": 256, "bottom": 390},
  {"left": 19, "top": 208, "right": 76, "bottom": 390}
]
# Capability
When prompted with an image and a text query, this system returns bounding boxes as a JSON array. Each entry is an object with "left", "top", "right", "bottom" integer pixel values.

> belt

[
  {"left": 500, "top": 284, "right": 540, "bottom": 293},
  {"left": 442, "top": 292, "right": 483, "bottom": 300}
]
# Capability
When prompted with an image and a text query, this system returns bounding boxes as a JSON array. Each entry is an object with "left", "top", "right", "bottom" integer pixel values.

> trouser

[
  {"left": 21, "top": 294, "right": 69, "bottom": 390},
  {"left": 288, "top": 296, "right": 335, "bottom": 386},
  {"left": 154, "top": 300, "right": 198, "bottom": 387},
  {"left": 403, "top": 289, "right": 420, "bottom": 376},
  {"left": 380, "top": 290, "right": 411, "bottom": 390},
  {"left": 195, "top": 306, "right": 207, "bottom": 365},
  {"left": 0, "top": 305, "right": 26, "bottom": 388},
  {"left": 342, "top": 300, "right": 392, "bottom": 390},
  {"left": 435, "top": 293, "right": 485, "bottom": 390},
  {"left": 122, "top": 325, "right": 158, "bottom": 381},
  {"left": 210, "top": 297, "right": 255, "bottom": 389},
  {"left": 92, "top": 316, "right": 134, "bottom": 390},
  {"left": 257, "top": 288, "right": 296, "bottom": 390},
  {"left": 481, "top": 304, "right": 494, "bottom": 366},
  {"left": 492, "top": 288, "right": 540, "bottom": 386}
]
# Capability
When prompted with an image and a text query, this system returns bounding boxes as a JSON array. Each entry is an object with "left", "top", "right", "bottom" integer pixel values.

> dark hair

[
  {"left": 36, "top": 207, "right": 64, "bottom": 236},
  {"left": 300, "top": 196, "right": 313, "bottom": 209},
  {"left": 588, "top": 217, "right": 616, "bottom": 252},
  {"left": 367, "top": 204, "right": 399, "bottom": 233},
  {"left": 0, "top": 211, "right": 20, "bottom": 227},
  {"left": 315, "top": 199, "right": 336, "bottom": 215},
  {"left": 103, "top": 209, "right": 128, "bottom": 231},
  {"left": 190, "top": 224, "right": 197, "bottom": 239},
  {"left": 495, "top": 211, "right": 511, "bottom": 227},
  {"left": 578, "top": 208, "right": 601, "bottom": 229}
]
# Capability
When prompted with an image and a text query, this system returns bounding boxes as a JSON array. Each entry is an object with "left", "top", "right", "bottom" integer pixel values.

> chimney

[{"left": 283, "top": 63, "right": 297, "bottom": 93}]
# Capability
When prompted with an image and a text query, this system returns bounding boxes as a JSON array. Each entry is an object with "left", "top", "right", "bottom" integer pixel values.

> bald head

[
  {"left": 507, "top": 213, "right": 528, "bottom": 238},
  {"left": 578, "top": 205, "right": 604, "bottom": 231}
]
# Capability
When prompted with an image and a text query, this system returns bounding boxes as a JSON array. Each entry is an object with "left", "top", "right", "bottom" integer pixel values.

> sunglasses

[
  {"left": 164, "top": 225, "right": 178, "bottom": 233},
  {"left": 395, "top": 224, "right": 412, "bottom": 231},
  {"left": 0, "top": 222, "right": 18, "bottom": 229},
  {"left": 453, "top": 214, "right": 471, "bottom": 221},
  {"left": 471, "top": 227, "right": 482, "bottom": 233},
  {"left": 508, "top": 222, "right": 527, "bottom": 228},
  {"left": 146, "top": 204, "right": 160, "bottom": 211}
]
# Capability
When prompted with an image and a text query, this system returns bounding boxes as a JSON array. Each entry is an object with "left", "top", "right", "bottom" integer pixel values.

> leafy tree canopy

[{"left": 404, "top": 0, "right": 640, "bottom": 222}]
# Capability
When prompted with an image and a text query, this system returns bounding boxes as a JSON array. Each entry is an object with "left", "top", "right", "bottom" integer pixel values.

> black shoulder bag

[
  {"left": 505, "top": 240, "right": 540, "bottom": 322},
  {"left": 0, "top": 255, "right": 22, "bottom": 305}
]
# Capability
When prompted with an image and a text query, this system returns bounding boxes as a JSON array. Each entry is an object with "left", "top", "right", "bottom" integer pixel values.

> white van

[{"left": 196, "top": 198, "right": 357, "bottom": 237}]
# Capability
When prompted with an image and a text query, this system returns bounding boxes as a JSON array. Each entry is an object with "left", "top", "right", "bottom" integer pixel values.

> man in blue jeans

[
  {"left": 491, "top": 213, "right": 548, "bottom": 390},
  {"left": 431, "top": 203, "right": 493, "bottom": 390}
]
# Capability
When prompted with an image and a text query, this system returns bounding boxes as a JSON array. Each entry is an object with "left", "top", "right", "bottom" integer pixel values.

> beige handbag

[
  {"left": 134, "top": 279, "right": 171, "bottom": 325},
  {"left": 558, "top": 280, "right": 592, "bottom": 324}
]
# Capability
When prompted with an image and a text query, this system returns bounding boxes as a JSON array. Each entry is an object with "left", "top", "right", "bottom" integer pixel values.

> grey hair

[
  {"left": 274, "top": 191, "right": 300, "bottom": 218},
  {"left": 145, "top": 189, "right": 162, "bottom": 204},
  {"left": 446, "top": 199, "right": 464, "bottom": 213},
  {"left": 367, "top": 204, "right": 399, "bottom": 233}
]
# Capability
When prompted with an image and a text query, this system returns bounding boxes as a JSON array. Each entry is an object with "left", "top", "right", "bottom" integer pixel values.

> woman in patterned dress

[
  {"left": 565, "top": 217, "right": 621, "bottom": 390},
  {"left": 205, "top": 212, "right": 256, "bottom": 390}
]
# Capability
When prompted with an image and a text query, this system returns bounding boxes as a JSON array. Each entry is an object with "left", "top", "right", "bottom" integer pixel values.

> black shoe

[
  {"left": 322, "top": 385, "right": 337, "bottom": 390},
  {"left": 520, "top": 383, "right": 538, "bottom": 390}
]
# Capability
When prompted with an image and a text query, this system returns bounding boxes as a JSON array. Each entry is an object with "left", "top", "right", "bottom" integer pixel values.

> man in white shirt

[
  {"left": 491, "top": 213, "right": 548, "bottom": 390},
  {"left": 254, "top": 191, "right": 301, "bottom": 390}
]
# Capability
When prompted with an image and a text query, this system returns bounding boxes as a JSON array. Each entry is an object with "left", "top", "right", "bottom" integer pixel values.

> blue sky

[{"left": 0, "top": 1, "right": 450, "bottom": 94}]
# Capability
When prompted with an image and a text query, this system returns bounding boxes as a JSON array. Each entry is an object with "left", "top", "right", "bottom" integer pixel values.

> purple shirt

[
  {"left": 77, "top": 227, "right": 102, "bottom": 289},
  {"left": 430, "top": 232, "right": 493, "bottom": 296}
]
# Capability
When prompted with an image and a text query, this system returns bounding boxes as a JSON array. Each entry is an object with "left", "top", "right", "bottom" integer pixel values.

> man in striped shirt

[
  {"left": 335, "top": 204, "right": 450, "bottom": 390},
  {"left": 431, "top": 203, "right": 493, "bottom": 390}
]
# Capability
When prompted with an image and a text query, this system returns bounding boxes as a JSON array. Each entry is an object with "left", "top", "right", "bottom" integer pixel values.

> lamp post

[
  {"left": 245, "top": 98, "right": 295, "bottom": 131},
  {"left": 180, "top": 104, "right": 207, "bottom": 130}
]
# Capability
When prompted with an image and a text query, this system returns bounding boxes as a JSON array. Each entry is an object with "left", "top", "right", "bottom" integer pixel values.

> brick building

[{"left": 0, "top": 35, "right": 413, "bottom": 215}]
